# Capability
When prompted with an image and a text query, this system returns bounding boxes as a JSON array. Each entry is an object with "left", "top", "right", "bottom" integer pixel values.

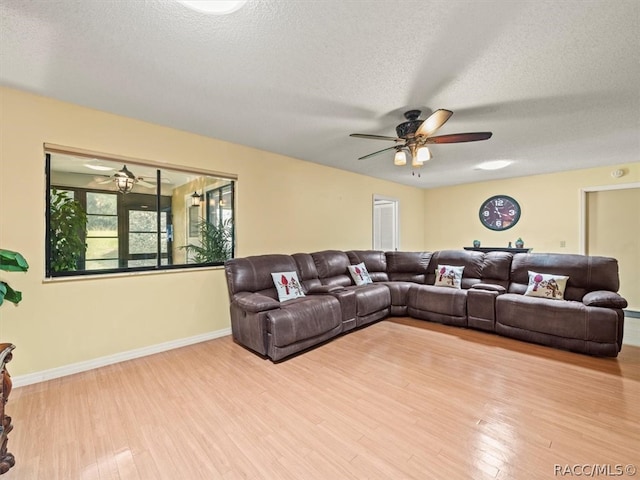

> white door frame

[{"left": 373, "top": 194, "right": 399, "bottom": 251}]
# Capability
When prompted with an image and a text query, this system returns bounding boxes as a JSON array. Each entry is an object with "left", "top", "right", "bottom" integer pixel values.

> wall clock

[{"left": 479, "top": 195, "right": 521, "bottom": 231}]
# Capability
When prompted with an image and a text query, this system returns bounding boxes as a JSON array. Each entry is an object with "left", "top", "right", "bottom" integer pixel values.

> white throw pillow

[
  {"left": 347, "top": 262, "right": 373, "bottom": 286},
  {"left": 271, "top": 271, "right": 305, "bottom": 302},
  {"left": 524, "top": 271, "right": 569, "bottom": 300},
  {"left": 434, "top": 265, "right": 464, "bottom": 289}
]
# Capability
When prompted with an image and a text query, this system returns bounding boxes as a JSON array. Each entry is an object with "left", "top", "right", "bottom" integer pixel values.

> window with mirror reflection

[{"left": 45, "top": 149, "right": 235, "bottom": 277}]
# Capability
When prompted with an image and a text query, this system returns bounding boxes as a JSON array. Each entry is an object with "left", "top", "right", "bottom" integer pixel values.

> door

[{"left": 373, "top": 195, "right": 398, "bottom": 251}]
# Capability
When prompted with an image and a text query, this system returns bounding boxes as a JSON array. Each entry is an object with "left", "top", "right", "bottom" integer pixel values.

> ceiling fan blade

[
  {"left": 137, "top": 180, "right": 156, "bottom": 188},
  {"left": 425, "top": 132, "right": 493, "bottom": 144},
  {"left": 415, "top": 109, "right": 453, "bottom": 137},
  {"left": 358, "top": 145, "right": 398, "bottom": 160},
  {"left": 350, "top": 133, "right": 401, "bottom": 142}
]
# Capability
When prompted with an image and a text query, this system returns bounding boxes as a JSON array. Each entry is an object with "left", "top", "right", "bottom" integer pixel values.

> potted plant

[
  {"left": 0, "top": 249, "right": 28, "bottom": 306},
  {"left": 0, "top": 248, "right": 27, "bottom": 474},
  {"left": 182, "top": 217, "right": 233, "bottom": 264},
  {"left": 49, "top": 188, "right": 87, "bottom": 272}
]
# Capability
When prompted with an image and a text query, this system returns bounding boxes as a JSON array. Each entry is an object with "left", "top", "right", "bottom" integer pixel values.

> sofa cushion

[
  {"left": 407, "top": 284, "right": 467, "bottom": 318},
  {"left": 385, "top": 251, "right": 432, "bottom": 283},
  {"left": 266, "top": 296, "right": 342, "bottom": 347},
  {"left": 347, "top": 250, "right": 389, "bottom": 282},
  {"left": 426, "top": 250, "right": 484, "bottom": 289},
  {"left": 524, "top": 271, "right": 569, "bottom": 300},
  {"left": 311, "top": 250, "right": 353, "bottom": 287},
  {"left": 225, "top": 254, "right": 299, "bottom": 296},
  {"left": 271, "top": 271, "right": 306, "bottom": 302},
  {"left": 348, "top": 262, "right": 373, "bottom": 286},
  {"left": 434, "top": 265, "right": 464, "bottom": 289},
  {"left": 496, "top": 293, "right": 619, "bottom": 343},
  {"left": 348, "top": 283, "right": 391, "bottom": 316},
  {"left": 509, "top": 253, "right": 621, "bottom": 301}
]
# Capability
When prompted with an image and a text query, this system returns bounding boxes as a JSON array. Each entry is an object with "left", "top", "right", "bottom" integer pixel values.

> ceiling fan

[
  {"left": 94, "top": 165, "right": 157, "bottom": 193},
  {"left": 350, "top": 109, "right": 492, "bottom": 172}
]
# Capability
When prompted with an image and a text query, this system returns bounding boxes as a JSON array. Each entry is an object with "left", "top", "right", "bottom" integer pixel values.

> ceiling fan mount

[
  {"left": 350, "top": 108, "right": 493, "bottom": 168},
  {"left": 395, "top": 110, "right": 425, "bottom": 139}
]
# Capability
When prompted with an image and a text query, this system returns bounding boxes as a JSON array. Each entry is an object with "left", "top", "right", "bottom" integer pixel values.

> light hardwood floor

[{"left": 5, "top": 318, "right": 640, "bottom": 480}]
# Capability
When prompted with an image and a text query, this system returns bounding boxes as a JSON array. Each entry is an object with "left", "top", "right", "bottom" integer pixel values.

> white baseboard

[
  {"left": 12, "top": 328, "right": 231, "bottom": 388},
  {"left": 623, "top": 316, "right": 640, "bottom": 348}
]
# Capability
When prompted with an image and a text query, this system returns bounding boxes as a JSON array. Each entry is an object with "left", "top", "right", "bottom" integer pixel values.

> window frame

[{"left": 45, "top": 145, "right": 236, "bottom": 278}]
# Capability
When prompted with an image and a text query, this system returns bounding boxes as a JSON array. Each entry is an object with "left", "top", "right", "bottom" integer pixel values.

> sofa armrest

[
  {"left": 233, "top": 292, "right": 280, "bottom": 313},
  {"left": 583, "top": 290, "right": 628, "bottom": 309},
  {"left": 471, "top": 283, "right": 506, "bottom": 294},
  {"left": 306, "top": 285, "right": 345, "bottom": 294}
]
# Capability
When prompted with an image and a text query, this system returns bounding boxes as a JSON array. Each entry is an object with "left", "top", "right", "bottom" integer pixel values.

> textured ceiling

[{"left": 1, "top": 0, "right": 638, "bottom": 188}]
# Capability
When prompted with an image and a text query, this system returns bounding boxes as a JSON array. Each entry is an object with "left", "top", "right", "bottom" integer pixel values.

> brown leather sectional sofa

[{"left": 224, "top": 249, "right": 627, "bottom": 361}]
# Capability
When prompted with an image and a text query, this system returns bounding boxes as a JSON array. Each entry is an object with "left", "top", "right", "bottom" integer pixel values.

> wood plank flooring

[{"left": 5, "top": 318, "right": 640, "bottom": 479}]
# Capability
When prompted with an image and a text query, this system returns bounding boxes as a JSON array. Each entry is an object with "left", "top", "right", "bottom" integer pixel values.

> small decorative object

[
  {"left": 515, "top": 237, "right": 524, "bottom": 248},
  {"left": 479, "top": 195, "right": 521, "bottom": 231},
  {"left": 508, "top": 241, "right": 512, "bottom": 248},
  {"left": 473, "top": 240, "right": 481, "bottom": 248}
]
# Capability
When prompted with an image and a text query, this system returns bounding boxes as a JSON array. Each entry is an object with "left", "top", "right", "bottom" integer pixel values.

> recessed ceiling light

[
  {"left": 176, "top": 0, "right": 248, "bottom": 15},
  {"left": 476, "top": 160, "right": 512, "bottom": 170},
  {"left": 85, "top": 163, "right": 114, "bottom": 171}
]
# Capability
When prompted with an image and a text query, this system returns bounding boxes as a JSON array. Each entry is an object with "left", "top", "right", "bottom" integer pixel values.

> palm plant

[{"left": 182, "top": 217, "right": 233, "bottom": 263}]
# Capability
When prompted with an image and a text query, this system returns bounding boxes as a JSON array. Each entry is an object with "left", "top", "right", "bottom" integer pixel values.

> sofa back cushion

[
  {"left": 482, "top": 252, "right": 513, "bottom": 289},
  {"left": 292, "top": 253, "right": 323, "bottom": 291},
  {"left": 225, "top": 254, "right": 298, "bottom": 298},
  {"left": 311, "top": 250, "right": 353, "bottom": 287},
  {"left": 427, "top": 250, "right": 485, "bottom": 289},
  {"left": 346, "top": 250, "right": 389, "bottom": 282},
  {"left": 508, "top": 253, "right": 621, "bottom": 301},
  {"left": 386, "top": 251, "right": 432, "bottom": 283}
]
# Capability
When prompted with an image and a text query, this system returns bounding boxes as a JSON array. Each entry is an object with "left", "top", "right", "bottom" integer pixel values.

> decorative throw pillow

[
  {"left": 434, "top": 265, "right": 464, "bottom": 289},
  {"left": 524, "top": 271, "right": 569, "bottom": 300},
  {"left": 271, "top": 271, "right": 305, "bottom": 302},
  {"left": 347, "top": 262, "right": 373, "bottom": 286}
]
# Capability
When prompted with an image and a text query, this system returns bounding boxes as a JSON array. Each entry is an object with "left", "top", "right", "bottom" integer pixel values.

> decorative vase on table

[
  {"left": 515, "top": 238, "right": 524, "bottom": 249},
  {"left": 473, "top": 240, "right": 481, "bottom": 248}
]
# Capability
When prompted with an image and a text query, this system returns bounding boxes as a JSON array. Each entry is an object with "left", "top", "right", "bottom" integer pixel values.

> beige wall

[
  {"left": 0, "top": 87, "right": 426, "bottom": 376},
  {"left": 423, "top": 164, "right": 640, "bottom": 316},
  {"left": 423, "top": 164, "right": 640, "bottom": 253}
]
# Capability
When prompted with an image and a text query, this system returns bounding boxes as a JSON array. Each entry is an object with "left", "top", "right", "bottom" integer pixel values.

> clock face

[{"left": 479, "top": 195, "right": 521, "bottom": 231}]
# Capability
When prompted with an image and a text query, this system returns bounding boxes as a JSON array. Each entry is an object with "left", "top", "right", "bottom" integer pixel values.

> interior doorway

[
  {"left": 373, "top": 195, "right": 399, "bottom": 251},
  {"left": 582, "top": 182, "right": 640, "bottom": 346}
]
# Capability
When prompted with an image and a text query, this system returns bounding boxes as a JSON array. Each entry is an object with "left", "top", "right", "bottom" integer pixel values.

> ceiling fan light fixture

[
  {"left": 416, "top": 146, "right": 432, "bottom": 163},
  {"left": 114, "top": 165, "right": 136, "bottom": 194},
  {"left": 394, "top": 150, "right": 407, "bottom": 166}
]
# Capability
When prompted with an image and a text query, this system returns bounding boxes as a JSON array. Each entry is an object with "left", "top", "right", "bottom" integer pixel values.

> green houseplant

[
  {"left": 49, "top": 188, "right": 87, "bottom": 272},
  {"left": 182, "top": 217, "right": 233, "bottom": 264},
  {"left": 0, "top": 249, "right": 29, "bottom": 306}
]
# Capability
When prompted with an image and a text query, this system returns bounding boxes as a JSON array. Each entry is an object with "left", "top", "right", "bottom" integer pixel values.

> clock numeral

[
  {"left": 509, "top": 209, "right": 515, "bottom": 215},
  {"left": 495, "top": 199, "right": 504, "bottom": 206},
  {"left": 483, "top": 210, "right": 489, "bottom": 217},
  {"left": 495, "top": 220, "right": 502, "bottom": 227}
]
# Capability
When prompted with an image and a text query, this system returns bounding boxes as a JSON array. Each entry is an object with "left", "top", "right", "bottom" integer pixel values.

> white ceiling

[{"left": 1, "top": 0, "right": 638, "bottom": 189}]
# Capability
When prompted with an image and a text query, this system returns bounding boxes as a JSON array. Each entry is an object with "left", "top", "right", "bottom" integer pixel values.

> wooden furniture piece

[
  {"left": 0, "top": 344, "right": 15, "bottom": 475},
  {"left": 464, "top": 247, "right": 532, "bottom": 253}
]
